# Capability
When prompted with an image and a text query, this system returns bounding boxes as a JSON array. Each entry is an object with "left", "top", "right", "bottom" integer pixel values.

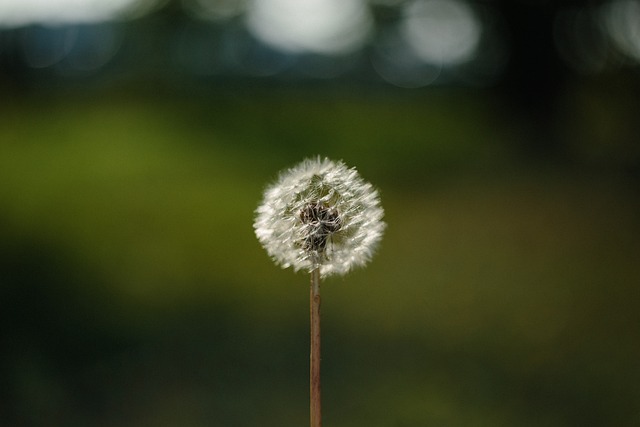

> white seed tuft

[{"left": 254, "top": 157, "right": 385, "bottom": 277}]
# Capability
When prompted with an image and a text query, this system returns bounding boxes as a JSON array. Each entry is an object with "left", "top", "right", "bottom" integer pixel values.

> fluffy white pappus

[{"left": 254, "top": 157, "right": 386, "bottom": 277}]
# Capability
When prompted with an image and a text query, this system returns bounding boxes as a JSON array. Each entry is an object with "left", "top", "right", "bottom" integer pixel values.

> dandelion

[
  {"left": 254, "top": 157, "right": 385, "bottom": 427},
  {"left": 254, "top": 156, "right": 385, "bottom": 277}
]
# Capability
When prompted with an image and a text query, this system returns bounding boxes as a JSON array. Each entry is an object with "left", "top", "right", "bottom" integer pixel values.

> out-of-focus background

[{"left": 1, "top": 0, "right": 639, "bottom": 425}]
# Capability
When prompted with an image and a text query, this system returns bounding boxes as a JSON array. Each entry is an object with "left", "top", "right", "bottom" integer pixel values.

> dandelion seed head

[{"left": 254, "top": 157, "right": 386, "bottom": 277}]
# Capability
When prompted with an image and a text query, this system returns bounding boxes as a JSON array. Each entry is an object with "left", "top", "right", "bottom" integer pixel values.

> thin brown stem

[{"left": 310, "top": 267, "right": 321, "bottom": 427}]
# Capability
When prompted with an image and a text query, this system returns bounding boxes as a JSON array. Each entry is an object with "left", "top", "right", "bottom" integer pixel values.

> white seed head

[{"left": 254, "top": 157, "right": 386, "bottom": 277}]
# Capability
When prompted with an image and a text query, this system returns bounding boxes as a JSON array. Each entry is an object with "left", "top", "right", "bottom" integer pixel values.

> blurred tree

[
  {"left": 0, "top": 29, "right": 31, "bottom": 93},
  {"left": 493, "top": 0, "right": 573, "bottom": 161}
]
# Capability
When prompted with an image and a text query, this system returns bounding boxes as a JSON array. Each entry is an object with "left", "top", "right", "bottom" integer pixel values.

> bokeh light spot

[
  {"left": 0, "top": 0, "right": 160, "bottom": 27},
  {"left": 20, "top": 24, "right": 123, "bottom": 74},
  {"left": 244, "top": 0, "right": 373, "bottom": 55},
  {"left": 554, "top": 8, "right": 609, "bottom": 74},
  {"left": 600, "top": 0, "right": 640, "bottom": 64},
  {"left": 21, "top": 26, "right": 72, "bottom": 69},
  {"left": 371, "top": 26, "right": 442, "bottom": 88},
  {"left": 401, "top": 0, "right": 482, "bottom": 66}
]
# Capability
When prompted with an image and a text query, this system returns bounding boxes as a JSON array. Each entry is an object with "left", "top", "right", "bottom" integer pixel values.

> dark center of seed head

[{"left": 300, "top": 202, "right": 341, "bottom": 253}]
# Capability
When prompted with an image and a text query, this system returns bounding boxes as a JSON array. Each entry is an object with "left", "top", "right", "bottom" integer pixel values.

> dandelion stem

[{"left": 310, "top": 267, "right": 321, "bottom": 427}]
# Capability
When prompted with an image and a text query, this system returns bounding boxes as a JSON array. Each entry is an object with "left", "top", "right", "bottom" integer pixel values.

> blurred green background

[{"left": 1, "top": 1, "right": 640, "bottom": 426}]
